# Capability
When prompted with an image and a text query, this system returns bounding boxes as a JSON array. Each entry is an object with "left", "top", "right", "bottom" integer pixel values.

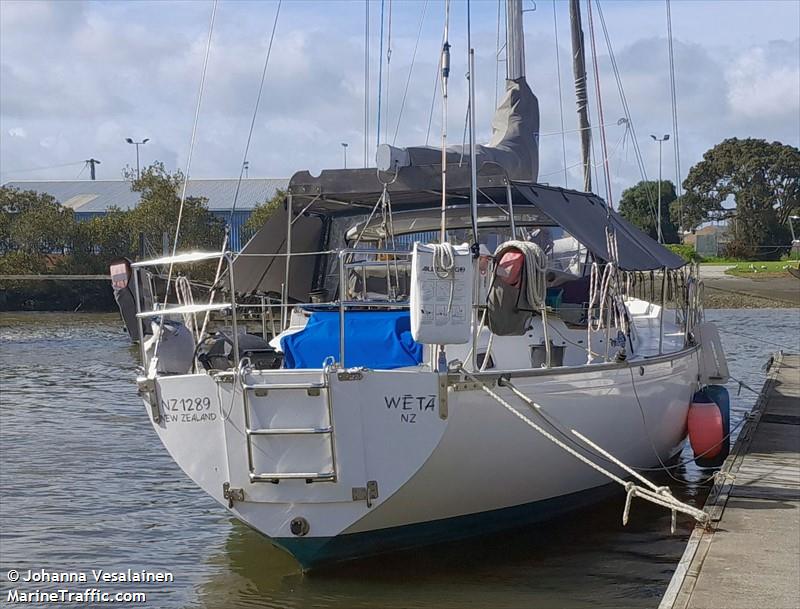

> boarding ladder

[{"left": 239, "top": 364, "right": 337, "bottom": 484}]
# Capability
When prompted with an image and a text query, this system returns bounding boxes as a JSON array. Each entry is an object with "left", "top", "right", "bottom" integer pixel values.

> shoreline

[
  {"left": 1, "top": 274, "right": 797, "bottom": 313},
  {"left": 702, "top": 274, "right": 799, "bottom": 309}
]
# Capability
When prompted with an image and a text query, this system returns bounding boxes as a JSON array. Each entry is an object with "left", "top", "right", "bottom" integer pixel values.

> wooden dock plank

[
  {"left": 660, "top": 353, "right": 800, "bottom": 609},
  {"left": 688, "top": 497, "right": 799, "bottom": 609}
]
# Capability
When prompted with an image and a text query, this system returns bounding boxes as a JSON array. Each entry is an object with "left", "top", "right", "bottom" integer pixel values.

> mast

[
  {"left": 506, "top": 0, "right": 525, "bottom": 80},
  {"left": 439, "top": 0, "right": 450, "bottom": 243},
  {"left": 467, "top": 1, "right": 478, "bottom": 249},
  {"left": 569, "top": 0, "right": 592, "bottom": 192}
]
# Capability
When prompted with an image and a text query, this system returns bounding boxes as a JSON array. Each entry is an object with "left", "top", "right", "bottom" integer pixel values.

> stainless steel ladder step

[
  {"left": 242, "top": 381, "right": 327, "bottom": 391},
  {"left": 250, "top": 471, "right": 336, "bottom": 483},
  {"left": 247, "top": 426, "right": 332, "bottom": 435},
  {"left": 240, "top": 370, "right": 337, "bottom": 484}
]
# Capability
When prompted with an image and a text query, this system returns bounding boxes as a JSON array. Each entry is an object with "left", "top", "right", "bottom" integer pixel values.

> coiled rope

[
  {"left": 431, "top": 242, "right": 456, "bottom": 311},
  {"left": 487, "top": 241, "right": 550, "bottom": 366},
  {"left": 586, "top": 228, "right": 630, "bottom": 362},
  {"left": 496, "top": 240, "right": 548, "bottom": 309}
]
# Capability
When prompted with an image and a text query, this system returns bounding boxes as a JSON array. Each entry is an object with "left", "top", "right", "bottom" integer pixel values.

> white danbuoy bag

[{"left": 410, "top": 242, "right": 474, "bottom": 344}]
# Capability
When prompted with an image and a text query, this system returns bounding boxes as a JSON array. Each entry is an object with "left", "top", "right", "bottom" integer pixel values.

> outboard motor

[
  {"left": 143, "top": 320, "right": 195, "bottom": 375},
  {"left": 110, "top": 258, "right": 142, "bottom": 343}
]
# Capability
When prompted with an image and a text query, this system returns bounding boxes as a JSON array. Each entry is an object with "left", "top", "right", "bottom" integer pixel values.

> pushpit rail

[{"left": 131, "top": 247, "right": 416, "bottom": 372}]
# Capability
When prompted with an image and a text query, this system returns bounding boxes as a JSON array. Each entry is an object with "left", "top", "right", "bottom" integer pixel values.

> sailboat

[{"left": 123, "top": 0, "right": 730, "bottom": 569}]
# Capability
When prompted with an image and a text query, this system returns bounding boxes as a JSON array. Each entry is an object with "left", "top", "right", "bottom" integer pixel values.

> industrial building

[{"left": 1, "top": 178, "right": 288, "bottom": 250}]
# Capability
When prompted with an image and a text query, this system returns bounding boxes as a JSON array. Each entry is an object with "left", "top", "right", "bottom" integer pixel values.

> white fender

[{"left": 694, "top": 322, "right": 729, "bottom": 385}]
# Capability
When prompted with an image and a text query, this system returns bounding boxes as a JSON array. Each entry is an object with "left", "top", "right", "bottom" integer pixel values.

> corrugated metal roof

[{"left": 1, "top": 178, "right": 289, "bottom": 213}]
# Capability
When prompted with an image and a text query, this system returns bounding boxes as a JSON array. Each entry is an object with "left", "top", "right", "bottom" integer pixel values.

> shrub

[{"left": 665, "top": 244, "right": 703, "bottom": 263}]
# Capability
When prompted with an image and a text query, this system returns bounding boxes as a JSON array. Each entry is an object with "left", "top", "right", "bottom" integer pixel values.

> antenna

[{"left": 84, "top": 158, "right": 101, "bottom": 180}]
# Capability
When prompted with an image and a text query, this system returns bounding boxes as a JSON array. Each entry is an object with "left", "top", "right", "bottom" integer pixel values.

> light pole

[
  {"left": 650, "top": 134, "right": 670, "bottom": 243},
  {"left": 341, "top": 142, "right": 348, "bottom": 169},
  {"left": 125, "top": 137, "right": 150, "bottom": 179},
  {"left": 243, "top": 161, "right": 250, "bottom": 179}
]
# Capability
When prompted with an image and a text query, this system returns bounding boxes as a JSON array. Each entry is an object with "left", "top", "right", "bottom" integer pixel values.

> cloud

[
  {"left": 1, "top": 0, "right": 798, "bottom": 193},
  {"left": 726, "top": 40, "right": 800, "bottom": 124}
]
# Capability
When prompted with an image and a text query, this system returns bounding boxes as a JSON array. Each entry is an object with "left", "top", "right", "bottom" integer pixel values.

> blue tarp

[{"left": 281, "top": 311, "right": 423, "bottom": 369}]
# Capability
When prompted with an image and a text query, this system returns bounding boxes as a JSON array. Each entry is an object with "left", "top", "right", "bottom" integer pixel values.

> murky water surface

[{"left": 1, "top": 310, "right": 797, "bottom": 608}]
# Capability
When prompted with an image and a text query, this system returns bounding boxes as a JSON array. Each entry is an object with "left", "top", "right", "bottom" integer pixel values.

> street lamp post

[
  {"left": 125, "top": 137, "right": 150, "bottom": 179},
  {"left": 650, "top": 134, "right": 670, "bottom": 243},
  {"left": 341, "top": 142, "right": 348, "bottom": 169}
]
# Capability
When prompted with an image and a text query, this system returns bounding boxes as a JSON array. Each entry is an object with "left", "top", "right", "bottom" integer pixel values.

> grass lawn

[{"left": 724, "top": 260, "right": 799, "bottom": 277}]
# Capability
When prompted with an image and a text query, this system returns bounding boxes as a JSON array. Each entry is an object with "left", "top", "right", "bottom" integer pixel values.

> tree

[
  {"left": 681, "top": 138, "right": 800, "bottom": 256},
  {"left": 243, "top": 188, "right": 285, "bottom": 243},
  {"left": 63, "top": 208, "right": 134, "bottom": 274},
  {"left": 87, "top": 208, "right": 134, "bottom": 262},
  {"left": 125, "top": 162, "right": 225, "bottom": 253},
  {"left": 0, "top": 186, "right": 75, "bottom": 257},
  {"left": 618, "top": 180, "right": 679, "bottom": 243},
  {"left": 671, "top": 191, "right": 716, "bottom": 235},
  {"left": 1, "top": 164, "right": 229, "bottom": 286}
]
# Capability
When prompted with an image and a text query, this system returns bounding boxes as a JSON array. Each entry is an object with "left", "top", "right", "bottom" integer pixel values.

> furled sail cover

[
  {"left": 515, "top": 184, "right": 686, "bottom": 270},
  {"left": 232, "top": 203, "right": 322, "bottom": 299},
  {"left": 376, "top": 78, "right": 539, "bottom": 182}
]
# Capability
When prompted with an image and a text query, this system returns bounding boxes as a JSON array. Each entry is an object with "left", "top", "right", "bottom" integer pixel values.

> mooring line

[{"left": 458, "top": 366, "right": 709, "bottom": 530}]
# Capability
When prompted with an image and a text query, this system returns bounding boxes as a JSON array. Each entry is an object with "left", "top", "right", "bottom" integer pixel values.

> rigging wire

[
  {"left": 163, "top": 0, "right": 216, "bottom": 275},
  {"left": 384, "top": 0, "right": 393, "bottom": 144},
  {"left": 538, "top": 129, "right": 626, "bottom": 179},
  {"left": 228, "top": 0, "right": 282, "bottom": 226},
  {"left": 376, "top": 0, "right": 386, "bottom": 150},
  {"left": 0, "top": 161, "right": 85, "bottom": 179},
  {"left": 587, "top": 92, "right": 601, "bottom": 192},
  {"left": 460, "top": 100, "right": 470, "bottom": 166},
  {"left": 666, "top": 0, "right": 683, "bottom": 230},
  {"left": 461, "top": 0, "right": 474, "bottom": 170},
  {"left": 539, "top": 120, "right": 624, "bottom": 137},
  {"left": 595, "top": 0, "right": 658, "bottom": 223},
  {"left": 155, "top": 0, "right": 217, "bottom": 362},
  {"left": 552, "top": 0, "right": 568, "bottom": 187},
  {"left": 364, "top": 0, "right": 370, "bottom": 166},
  {"left": 586, "top": 0, "right": 614, "bottom": 207},
  {"left": 425, "top": 4, "right": 447, "bottom": 147},
  {"left": 494, "top": 0, "right": 505, "bottom": 109},
  {"left": 392, "top": 0, "right": 429, "bottom": 145},
  {"left": 198, "top": 0, "right": 282, "bottom": 342}
]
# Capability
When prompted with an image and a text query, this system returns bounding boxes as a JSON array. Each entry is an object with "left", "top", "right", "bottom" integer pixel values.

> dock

[{"left": 660, "top": 352, "right": 800, "bottom": 609}]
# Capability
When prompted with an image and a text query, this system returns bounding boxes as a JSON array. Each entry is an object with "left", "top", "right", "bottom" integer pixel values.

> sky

[{"left": 1, "top": 0, "right": 798, "bottom": 204}]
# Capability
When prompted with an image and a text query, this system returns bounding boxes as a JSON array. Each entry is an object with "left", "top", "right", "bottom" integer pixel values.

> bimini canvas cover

[
  {"left": 232, "top": 203, "right": 323, "bottom": 299},
  {"left": 515, "top": 184, "right": 685, "bottom": 270}
]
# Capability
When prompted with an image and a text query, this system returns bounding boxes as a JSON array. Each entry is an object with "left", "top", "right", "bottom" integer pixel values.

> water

[{"left": 1, "top": 310, "right": 797, "bottom": 608}]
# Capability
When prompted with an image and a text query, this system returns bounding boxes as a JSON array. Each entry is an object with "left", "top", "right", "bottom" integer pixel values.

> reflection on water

[{"left": 0, "top": 309, "right": 796, "bottom": 608}]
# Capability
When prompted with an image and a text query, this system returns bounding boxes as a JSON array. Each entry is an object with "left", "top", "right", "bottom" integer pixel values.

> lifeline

[{"left": 22, "top": 569, "right": 174, "bottom": 583}]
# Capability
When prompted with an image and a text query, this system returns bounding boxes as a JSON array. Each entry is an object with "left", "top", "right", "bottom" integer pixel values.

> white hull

[{"left": 142, "top": 338, "right": 700, "bottom": 568}]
